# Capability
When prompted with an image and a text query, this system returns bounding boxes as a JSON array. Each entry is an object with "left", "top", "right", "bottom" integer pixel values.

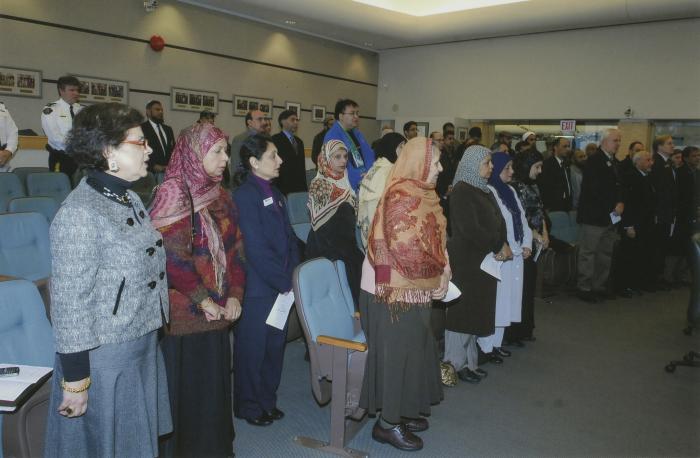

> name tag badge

[{"left": 263, "top": 197, "right": 274, "bottom": 207}]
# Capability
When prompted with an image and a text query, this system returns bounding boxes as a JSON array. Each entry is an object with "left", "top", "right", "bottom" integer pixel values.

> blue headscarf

[{"left": 488, "top": 152, "right": 524, "bottom": 243}]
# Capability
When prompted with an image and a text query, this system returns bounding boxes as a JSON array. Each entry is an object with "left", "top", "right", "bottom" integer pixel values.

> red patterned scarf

[
  {"left": 149, "top": 123, "right": 228, "bottom": 294},
  {"left": 368, "top": 137, "right": 447, "bottom": 310}
]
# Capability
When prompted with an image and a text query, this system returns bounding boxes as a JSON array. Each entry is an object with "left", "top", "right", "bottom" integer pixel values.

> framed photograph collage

[
  {"left": 233, "top": 95, "right": 273, "bottom": 117},
  {"left": 171, "top": 87, "right": 219, "bottom": 113},
  {"left": 74, "top": 75, "right": 129, "bottom": 104},
  {"left": 0, "top": 66, "right": 42, "bottom": 98}
]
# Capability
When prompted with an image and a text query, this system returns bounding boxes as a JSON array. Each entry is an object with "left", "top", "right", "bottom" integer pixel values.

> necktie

[
  {"left": 69, "top": 105, "right": 75, "bottom": 119},
  {"left": 290, "top": 135, "right": 297, "bottom": 152},
  {"left": 156, "top": 124, "right": 167, "bottom": 152}
]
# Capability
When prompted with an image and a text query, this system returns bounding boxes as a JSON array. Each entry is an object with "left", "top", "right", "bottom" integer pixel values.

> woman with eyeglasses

[
  {"left": 150, "top": 122, "right": 245, "bottom": 457},
  {"left": 45, "top": 103, "right": 173, "bottom": 457}
]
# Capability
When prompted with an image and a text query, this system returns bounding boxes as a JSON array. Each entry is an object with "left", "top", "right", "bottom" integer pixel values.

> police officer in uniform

[
  {"left": 0, "top": 101, "right": 19, "bottom": 172},
  {"left": 41, "top": 75, "right": 82, "bottom": 178}
]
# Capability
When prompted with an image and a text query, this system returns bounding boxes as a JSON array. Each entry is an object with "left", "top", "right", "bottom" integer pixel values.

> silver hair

[
  {"left": 632, "top": 150, "right": 651, "bottom": 165},
  {"left": 600, "top": 128, "right": 620, "bottom": 141}
]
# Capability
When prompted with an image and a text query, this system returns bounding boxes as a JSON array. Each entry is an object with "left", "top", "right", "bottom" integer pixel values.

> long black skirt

[
  {"left": 359, "top": 291, "right": 443, "bottom": 424},
  {"left": 505, "top": 257, "right": 537, "bottom": 341},
  {"left": 159, "top": 328, "right": 234, "bottom": 458}
]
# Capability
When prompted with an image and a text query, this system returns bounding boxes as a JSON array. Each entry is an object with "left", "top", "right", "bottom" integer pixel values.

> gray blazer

[{"left": 50, "top": 179, "right": 169, "bottom": 354}]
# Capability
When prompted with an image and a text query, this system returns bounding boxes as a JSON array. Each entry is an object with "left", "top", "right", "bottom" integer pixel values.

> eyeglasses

[
  {"left": 342, "top": 111, "right": 360, "bottom": 117},
  {"left": 121, "top": 139, "right": 149, "bottom": 149}
]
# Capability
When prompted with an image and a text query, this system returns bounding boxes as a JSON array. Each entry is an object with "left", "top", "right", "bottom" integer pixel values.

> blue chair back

[
  {"left": 549, "top": 210, "right": 578, "bottom": 244},
  {"left": 8, "top": 197, "right": 59, "bottom": 224},
  {"left": 0, "top": 279, "right": 54, "bottom": 366},
  {"left": 0, "top": 173, "right": 26, "bottom": 213},
  {"left": 11, "top": 167, "right": 50, "bottom": 193},
  {"left": 26, "top": 172, "right": 71, "bottom": 204},
  {"left": 0, "top": 279, "right": 54, "bottom": 458},
  {"left": 286, "top": 191, "right": 311, "bottom": 243},
  {"left": 0, "top": 212, "right": 51, "bottom": 281},
  {"left": 294, "top": 258, "right": 365, "bottom": 345}
]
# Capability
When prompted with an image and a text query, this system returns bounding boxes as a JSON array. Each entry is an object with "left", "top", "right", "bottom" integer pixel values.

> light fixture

[
  {"left": 364, "top": 42, "right": 374, "bottom": 47},
  {"left": 353, "top": 0, "right": 528, "bottom": 17},
  {"left": 284, "top": 19, "right": 297, "bottom": 25}
]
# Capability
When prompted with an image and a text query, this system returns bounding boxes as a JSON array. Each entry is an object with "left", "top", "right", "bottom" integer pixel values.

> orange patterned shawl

[{"left": 367, "top": 136, "right": 447, "bottom": 310}]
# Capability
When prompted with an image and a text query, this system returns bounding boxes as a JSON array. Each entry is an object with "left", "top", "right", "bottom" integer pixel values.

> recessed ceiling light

[
  {"left": 353, "top": 0, "right": 528, "bottom": 16},
  {"left": 284, "top": 19, "right": 297, "bottom": 25},
  {"left": 364, "top": 42, "right": 374, "bottom": 47}
]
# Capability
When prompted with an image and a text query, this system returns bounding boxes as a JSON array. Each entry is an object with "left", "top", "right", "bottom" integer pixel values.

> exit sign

[{"left": 560, "top": 120, "right": 576, "bottom": 134}]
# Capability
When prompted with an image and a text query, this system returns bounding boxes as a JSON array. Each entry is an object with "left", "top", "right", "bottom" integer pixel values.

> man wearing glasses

[
  {"left": 230, "top": 109, "right": 267, "bottom": 186},
  {"left": 324, "top": 98, "right": 375, "bottom": 192}
]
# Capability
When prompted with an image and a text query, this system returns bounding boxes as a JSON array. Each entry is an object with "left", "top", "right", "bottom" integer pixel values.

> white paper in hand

[
  {"left": 265, "top": 291, "right": 295, "bottom": 330},
  {"left": 480, "top": 254, "right": 503, "bottom": 280},
  {"left": 610, "top": 212, "right": 621, "bottom": 225},
  {"left": 440, "top": 281, "right": 461, "bottom": 302}
]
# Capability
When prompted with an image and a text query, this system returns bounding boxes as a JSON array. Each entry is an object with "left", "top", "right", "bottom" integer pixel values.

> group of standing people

[
  {"left": 41, "top": 95, "right": 696, "bottom": 457},
  {"left": 46, "top": 102, "right": 299, "bottom": 457}
]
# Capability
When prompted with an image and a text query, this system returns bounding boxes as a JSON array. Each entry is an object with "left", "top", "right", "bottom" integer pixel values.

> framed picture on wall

[
  {"left": 0, "top": 66, "right": 42, "bottom": 98},
  {"left": 233, "top": 95, "right": 273, "bottom": 117},
  {"left": 74, "top": 75, "right": 128, "bottom": 104},
  {"left": 416, "top": 122, "right": 430, "bottom": 138},
  {"left": 457, "top": 127, "right": 468, "bottom": 143},
  {"left": 285, "top": 101, "right": 301, "bottom": 120},
  {"left": 311, "top": 105, "right": 326, "bottom": 123},
  {"left": 171, "top": 87, "right": 219, "bottom": 113}
]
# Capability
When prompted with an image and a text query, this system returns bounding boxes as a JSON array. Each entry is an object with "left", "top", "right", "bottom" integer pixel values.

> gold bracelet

[{"left": 61, "top": 377, "right": 91, "bottom": 393}]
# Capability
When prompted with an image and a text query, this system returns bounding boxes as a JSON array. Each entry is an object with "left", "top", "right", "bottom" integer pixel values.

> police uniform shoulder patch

[{"left": 43, "top": 107, "right": 53, "bottom": 115}]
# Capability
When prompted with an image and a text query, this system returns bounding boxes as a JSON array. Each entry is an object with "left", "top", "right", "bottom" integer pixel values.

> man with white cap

[{"left": 521, "top": 131, "right": 538, "bottom": 153}]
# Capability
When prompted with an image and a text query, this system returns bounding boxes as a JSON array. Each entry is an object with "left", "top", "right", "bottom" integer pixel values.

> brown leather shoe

[
  {"left": 402, "top": 417, "right": 429, "bottom": 432},
  {"left": 371, "top": 419, "right": 423, "bottom": 451}
]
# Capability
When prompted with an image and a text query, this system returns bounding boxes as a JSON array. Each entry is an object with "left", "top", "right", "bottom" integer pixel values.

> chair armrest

[{"left": 317, "top": 335, "right": 367, "bottom": 352}]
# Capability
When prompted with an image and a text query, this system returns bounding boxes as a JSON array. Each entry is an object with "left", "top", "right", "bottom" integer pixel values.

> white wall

[
  {"left": 0, "top": 0, "right": 379, "bottom": 146},
  {"left": 377, "top": 19, "right": 700, "bottom": 122}
]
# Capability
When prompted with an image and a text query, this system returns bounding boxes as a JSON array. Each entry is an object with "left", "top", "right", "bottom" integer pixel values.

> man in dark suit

[
  {"left": 538, "top": 137, "right": 573, "bottom": 213},
  {"left": 141, "top": 100, "right": 174, "bottom": 183},
  {"left": 649, "top": 135, "right": 679, "bottom": 289},
  {"left": 311, "top": 115, "right": 334, "bottom": 167},
  {"left": 576, "top": 128, "right": 624, "bottom": 302},
  {"left": 618, "top": 150, "right": 656, "bottom": 295},
  {"left": 271, "top": 109, "right": 307, "bottom": 195}
]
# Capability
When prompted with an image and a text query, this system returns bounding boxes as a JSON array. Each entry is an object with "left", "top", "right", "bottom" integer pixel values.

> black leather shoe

[
  {"left": 402, "top": 417, "right": 429, "bottom": 432},
  {"left": 474, "top": 368, "right": 488, "bottom": 378},
  {"left": 493, "top": 347, "right": 511, "bottom": 357},
  {"left": 264, "top": 408, "right": 284, "bottom": 420},
  {"left": 235, "top": 412, "right": 273, "bottom": 426},
  {"left": 577, "top": 290, "right": 598, "bottom": 303},
  {"left": 457, "top": 368, "right": 481, "bottom": 383},
  {"left": 371, "top": 419, "right": 423, "bottom": 451},
  {"left": 487, "top": 352, "right": 503, "bottom": 364}
]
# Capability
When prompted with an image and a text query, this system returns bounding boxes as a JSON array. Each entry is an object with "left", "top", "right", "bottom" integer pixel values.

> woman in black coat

[{"left": 444, "top": 145, "right": 509, "bottom": 384}]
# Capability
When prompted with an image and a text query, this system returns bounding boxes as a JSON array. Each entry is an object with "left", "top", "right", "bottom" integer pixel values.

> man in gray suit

[{"left": 229, "top": 109, "right": 266, "bottom": 187}]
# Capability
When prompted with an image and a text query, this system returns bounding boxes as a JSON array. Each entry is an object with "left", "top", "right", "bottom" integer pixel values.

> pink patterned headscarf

[{"left": 150, "top": 123, "right": 229, "bottom": 293}]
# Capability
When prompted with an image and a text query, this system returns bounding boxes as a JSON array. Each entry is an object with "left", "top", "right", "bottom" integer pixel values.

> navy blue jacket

[{"left": 233, "top": 176, "right": 300, "bottom": 298}]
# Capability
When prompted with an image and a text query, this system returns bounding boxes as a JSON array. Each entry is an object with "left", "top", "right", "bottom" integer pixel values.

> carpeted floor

[{"left": 233, "top": 287, "right": 700, "bottom": 457}]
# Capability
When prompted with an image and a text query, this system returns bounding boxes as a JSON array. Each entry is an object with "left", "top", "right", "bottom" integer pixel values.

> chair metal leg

[
  {"left": 294, "top": 346, "right": 368, "bottom": 458},
  {"left": 665, "top": 351, "right": 700, "bottom": 373}
]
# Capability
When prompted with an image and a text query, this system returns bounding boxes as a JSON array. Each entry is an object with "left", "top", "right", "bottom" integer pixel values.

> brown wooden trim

[{"left": 317, "top": 335, "right": 367, "bottom": 352}]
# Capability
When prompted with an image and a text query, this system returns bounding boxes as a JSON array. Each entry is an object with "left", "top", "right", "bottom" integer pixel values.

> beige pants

[{"left": 577, "top": 223, "right": 619, "bottom": 292}]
